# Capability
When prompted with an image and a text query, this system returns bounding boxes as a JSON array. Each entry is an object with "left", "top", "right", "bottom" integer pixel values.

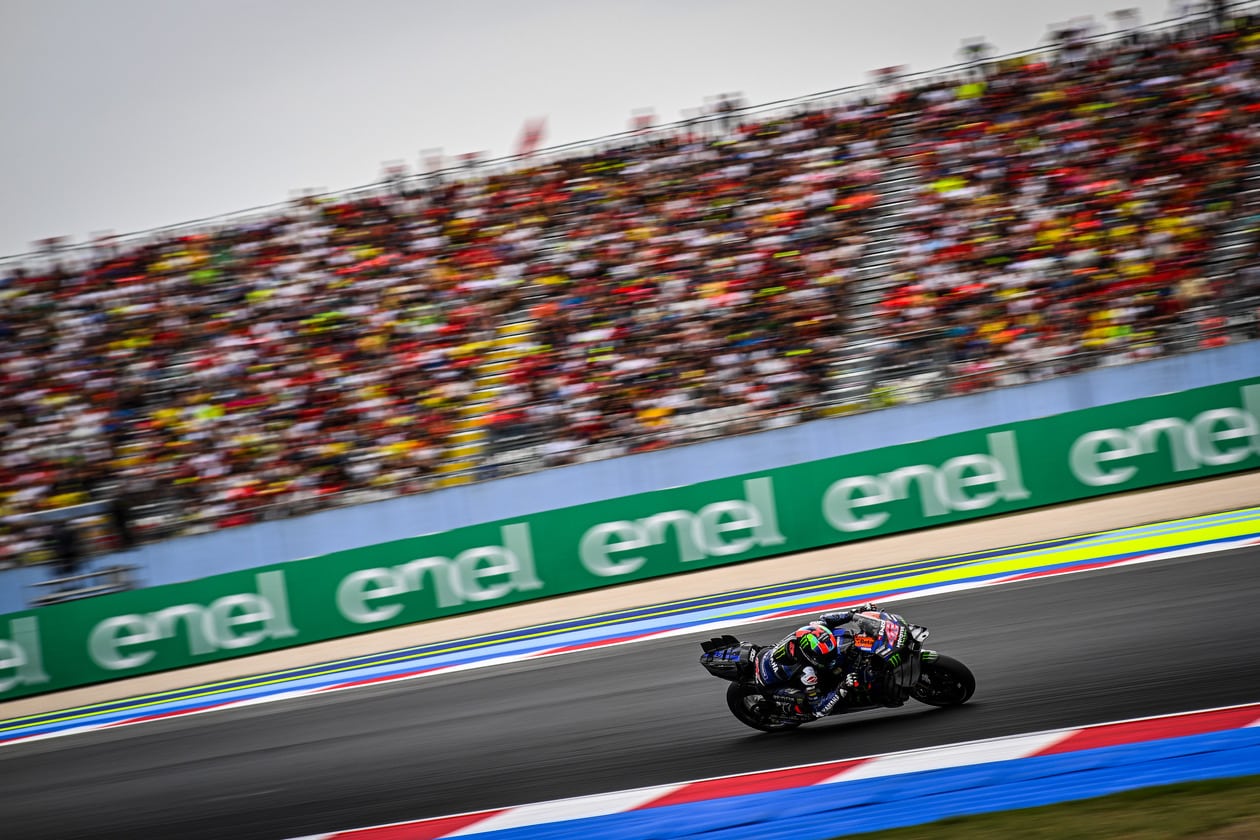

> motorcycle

[{"left": 699, "top": 608, "right": 975, "bottom": 732}]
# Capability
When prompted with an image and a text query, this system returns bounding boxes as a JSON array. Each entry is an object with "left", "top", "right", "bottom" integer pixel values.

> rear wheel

[
  {"left": 911, "top": 654, "right": 976, "bottom": 707},
  {"left": 725, "top": 682, "right": 800, "bottom": 732}
]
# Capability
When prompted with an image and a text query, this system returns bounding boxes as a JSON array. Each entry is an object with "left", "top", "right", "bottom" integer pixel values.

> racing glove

[{"left": 819, "top": 604, "right": 877, "bottom": 628}]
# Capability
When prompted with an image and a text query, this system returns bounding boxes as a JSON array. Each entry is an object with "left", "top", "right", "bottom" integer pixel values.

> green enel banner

[{"left": 3, "top": 378, "right": 1258, "bottom": 700}]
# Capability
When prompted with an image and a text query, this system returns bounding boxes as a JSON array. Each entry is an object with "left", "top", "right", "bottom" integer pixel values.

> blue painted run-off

[{"left": 480, "top": 728, "right": 1260, "bottom": 840}]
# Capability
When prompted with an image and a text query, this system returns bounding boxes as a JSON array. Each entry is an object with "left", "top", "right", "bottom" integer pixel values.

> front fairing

[{"left": 851, "top": 611, "right": 909, "bottom": 659}]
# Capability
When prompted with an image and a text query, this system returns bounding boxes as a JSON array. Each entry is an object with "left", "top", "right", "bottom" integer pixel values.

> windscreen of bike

[{"left": 851, "top": 611, "right": 908, "bottom": 659}]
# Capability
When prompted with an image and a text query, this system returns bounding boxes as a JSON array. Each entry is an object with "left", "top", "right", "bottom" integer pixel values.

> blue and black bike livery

[{"left": 699, "top": 609, "right": 976, "bottom": 732}]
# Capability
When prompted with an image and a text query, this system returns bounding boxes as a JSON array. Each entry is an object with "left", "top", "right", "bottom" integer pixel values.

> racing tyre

[
  {"left": 911, "top": 654, "right": 976, "bottom": 707},
  {"left": 725, "top": 682, "right": 800, "bottom": 733}
]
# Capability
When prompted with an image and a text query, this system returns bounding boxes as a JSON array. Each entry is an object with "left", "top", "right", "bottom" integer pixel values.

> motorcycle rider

[{"left": 754, "top": 603, "right": 881, "bottom": 720}]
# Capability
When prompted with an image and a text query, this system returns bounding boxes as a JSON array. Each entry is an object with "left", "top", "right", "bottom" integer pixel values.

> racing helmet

[{"left": 792, "top": 624, "right": 837, "bottom": 668}]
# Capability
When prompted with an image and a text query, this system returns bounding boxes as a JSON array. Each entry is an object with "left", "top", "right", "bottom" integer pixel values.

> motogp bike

[{"left": 699, "top": 609, "right": 975, "bottom": 732}]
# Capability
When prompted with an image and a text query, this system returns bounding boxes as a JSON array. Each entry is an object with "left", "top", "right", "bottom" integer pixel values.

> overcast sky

[{"left": 0, "top": 0, "right": 1227, "bottom": 258}]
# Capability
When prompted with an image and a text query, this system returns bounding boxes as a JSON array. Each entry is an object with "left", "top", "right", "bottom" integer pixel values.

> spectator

[{"left": 0, "top": 11, "right": 1255, "bottom": 563}]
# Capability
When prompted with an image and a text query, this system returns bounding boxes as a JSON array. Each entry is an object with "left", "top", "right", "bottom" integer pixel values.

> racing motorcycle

[{"left": 699, "top": 608, "right": 975, "bottom": 732}]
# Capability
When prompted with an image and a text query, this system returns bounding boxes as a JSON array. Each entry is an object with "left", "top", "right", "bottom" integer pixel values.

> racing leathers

[{"left": 753, "top": 604, "right": 878, "bottom": 720}]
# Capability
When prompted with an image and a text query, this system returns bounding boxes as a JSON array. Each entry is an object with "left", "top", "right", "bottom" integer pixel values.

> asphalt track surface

[{"left": 3, "top": 547, "right": 1260, "bottom": 840}]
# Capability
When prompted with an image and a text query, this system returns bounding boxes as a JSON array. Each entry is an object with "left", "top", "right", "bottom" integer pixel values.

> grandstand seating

[{"left": 2, "top": 10, "right": 1258, "bottom": 566}]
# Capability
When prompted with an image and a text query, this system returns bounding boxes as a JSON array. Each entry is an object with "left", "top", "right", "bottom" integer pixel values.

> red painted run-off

[
  {"left": 321, "top": 668, "right": 442, "bottom": 692},
  {"left": 1034, "top": 705, "right": 1260, "bottom": 756},
  {"left": 106, "top": 701, "right": 235, "bottom": 728},
  {"left": 327, "top": 810, "right": 504, "bottom": 840},
  {"left": 642, "top": 760, "right": 865, "bottom": 808},
  {"left": 320, "top": 703, "right": 1260, "bottom": 840},
  {"left": 545, "top": 632, "right": 662, "bottom": 655},
  {"left": 1001, "top": 556, "right": 1142, "bottom": 583}
]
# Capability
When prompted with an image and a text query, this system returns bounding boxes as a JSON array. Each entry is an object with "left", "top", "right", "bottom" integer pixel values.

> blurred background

[
  {"left": 0, "top": 0, "right": 1216, "bottom": 256},
  {"left": 1, "top": 0, "right": 1257, "bottom": 593}
]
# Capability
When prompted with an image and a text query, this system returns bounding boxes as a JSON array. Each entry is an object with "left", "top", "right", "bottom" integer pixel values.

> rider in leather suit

[{"left": 753, "top": 603, "right": 881, "bottom": 719}]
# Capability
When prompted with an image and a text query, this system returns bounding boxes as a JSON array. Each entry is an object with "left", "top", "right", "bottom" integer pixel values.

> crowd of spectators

[
  {"left": 2, "top": 10, "right": 1258, "bottom": 566},
  {"left": 0, "top": 98, "right": 890, "bottom": 564},
  {"left": 871, "top": 17, "right": 1260, "bottom": 394}
]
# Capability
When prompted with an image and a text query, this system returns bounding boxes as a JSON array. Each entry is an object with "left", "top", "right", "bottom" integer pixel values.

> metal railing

[{"left": 27, "top": 565, "right": 141, "bottom": 606}]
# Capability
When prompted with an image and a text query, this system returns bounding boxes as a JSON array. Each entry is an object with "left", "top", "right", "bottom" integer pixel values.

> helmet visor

[{"left": 796, "top": 628, "right": 836, "bottom": 666}]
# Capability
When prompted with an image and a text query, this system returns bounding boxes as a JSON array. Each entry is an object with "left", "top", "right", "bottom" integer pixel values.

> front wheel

[
  {"left": 725, "top": 682, "right": 800, "bottom": 733},
  {"left": 911, "top": 654, "right": 976, "bottom": 707}
]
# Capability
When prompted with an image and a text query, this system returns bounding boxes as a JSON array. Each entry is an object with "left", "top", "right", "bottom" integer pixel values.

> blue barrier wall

[{"left": 2, "top": 341, "right": 1256, "bottom": 614}]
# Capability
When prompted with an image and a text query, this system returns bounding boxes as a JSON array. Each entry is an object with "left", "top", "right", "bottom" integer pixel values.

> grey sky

[{"left": 0, "top": 0, "right": 1215, "bottom": 258}]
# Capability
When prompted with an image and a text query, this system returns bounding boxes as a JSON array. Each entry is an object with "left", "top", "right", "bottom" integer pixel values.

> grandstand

[{"left": 2, "top": 5, "right": 1258, "bottom": 569}]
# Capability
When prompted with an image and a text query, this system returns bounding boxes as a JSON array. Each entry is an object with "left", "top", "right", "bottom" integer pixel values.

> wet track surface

[{"left": 3, "top": 547, "right": 1260, "bottom": 839}]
